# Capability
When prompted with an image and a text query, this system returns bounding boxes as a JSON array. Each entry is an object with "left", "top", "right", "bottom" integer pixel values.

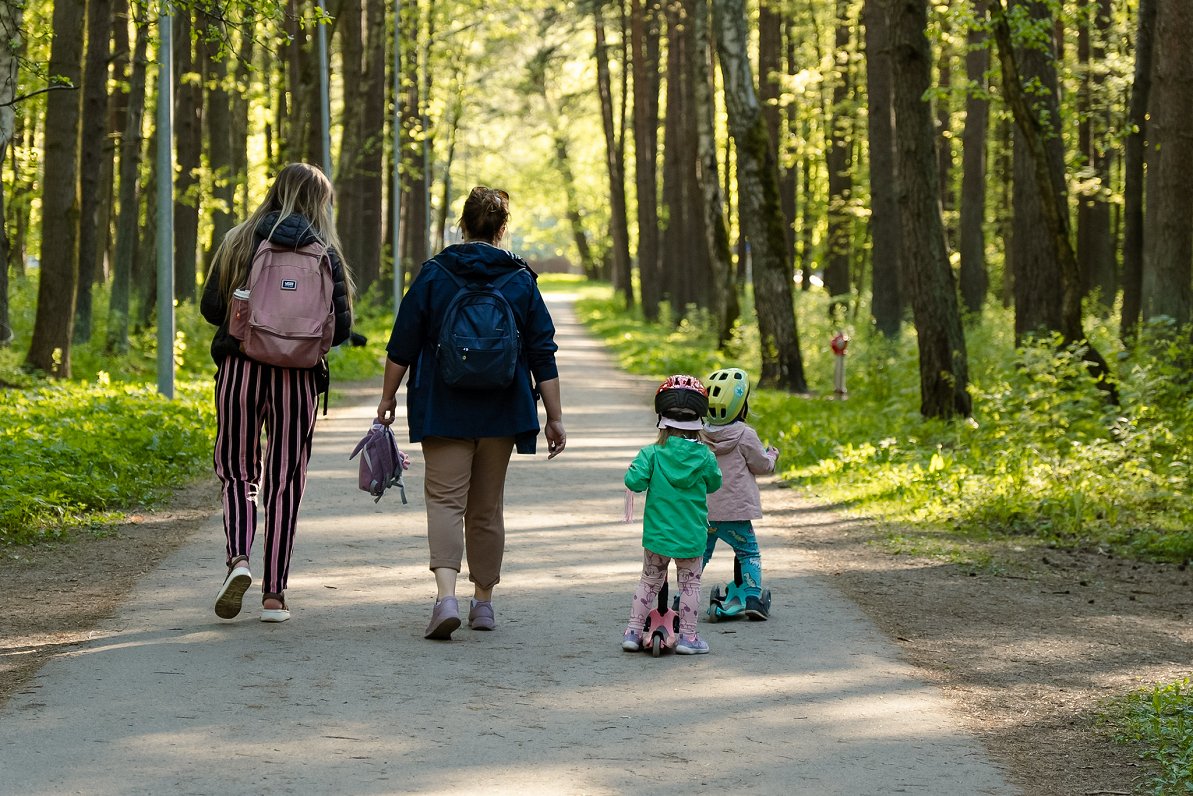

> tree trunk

[
  {"left": 230, "top": 30, "right": 253, "bottom": 223},
  {"left": 400, "top": 2, "right": 429, "bottom": 270},
  {"left": 1141, "top": 0, "right": 1193, "bottom": 327},
  {"left": 864, "top": 0, "right": 903, "bottom": 336},
  {"left": 594, "top": 2, "right": 633, "bottom": 309},
  {"left": 0, "top": 0, "right": 22, "bottom": 347},
  {"left": 27, "top": 0, "right": 85, "bottom": 377},
  {"left": 107, "top": 15, "right": 149, "bottom": 354},
  {"left": 201, "top": 9, "right": 233, "bottom": 279},
  {"left": 631, "top": 0, "right": 662, "bottom": 321},
  {"left": 1119, "top": 0, "right": 1156, "bottom": 342},
  {"left": 823, "top": 0, "right": 854, "bottom": 316},
  {"left": 887, "top": 0, "right": 971, "bottom": 418},
  {"left": 1075, "top": 0, "right": 1114, "bottom": 311},
  {"left": 712, "top": 0, "right": 807, "bottom": 391},
  {"left": 661, "top": 0, "right": 707, "bottom": 315},
  {"left": 74, "top": 0, "right": 113, "bottom": 343},
  {"left": 780, "top": 15, "right": 798, "bottom": 267},
  {"left": 991, "top": 0, "right": 1115, "bottom": 395},
  {"left": 693, "top": 0, "right": 736, "bottom": 344},
  {"left": 95, "top": 0, "right": 131, "bottom": 287},
  {"left": 958, "top": 0, "right": 990, "bottom": 315},
  {"left": 173, "top": 12, "right": 201, "bottom": 303},
  {"left": 759, "top": 0, "right": 790, "bottom": 264},
  {"left": 283, "top": 0, "right": 321, "bottom": 165},
  {"left": 356, "top": 0, "right": 387, "bottom": 292},
  {"left": 936, "top": 38, "right": 953, "bottom": 219}
]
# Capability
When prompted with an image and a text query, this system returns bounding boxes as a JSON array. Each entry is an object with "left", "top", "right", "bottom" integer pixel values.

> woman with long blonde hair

[{"left": 200, "top": 163, "right": 355, "bottom": 623}]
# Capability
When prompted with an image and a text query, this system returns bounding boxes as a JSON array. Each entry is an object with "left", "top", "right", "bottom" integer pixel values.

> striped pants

[{"left": 213, "top": 355, "right": 318, "bottom": 596}]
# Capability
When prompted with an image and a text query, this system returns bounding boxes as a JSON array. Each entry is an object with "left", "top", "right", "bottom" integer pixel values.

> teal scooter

[{"left": 707, "top": 557, "right": 771, "bottom": 621}]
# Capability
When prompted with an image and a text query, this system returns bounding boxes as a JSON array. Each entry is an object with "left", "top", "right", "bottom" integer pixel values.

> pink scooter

[{"left": 641, "top": 580, "right": 680, "bottom": 657}]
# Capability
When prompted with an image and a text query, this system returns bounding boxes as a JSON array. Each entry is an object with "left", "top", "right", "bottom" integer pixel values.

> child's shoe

[
  {"left": 744, "top": 595, "right": 770, "bottom": 621},
  {"left": 676, "top": 633, "right": 710, "bottom": 655},
  {"left": 621, "top": 629, "right": 643, "bottom": 651}
]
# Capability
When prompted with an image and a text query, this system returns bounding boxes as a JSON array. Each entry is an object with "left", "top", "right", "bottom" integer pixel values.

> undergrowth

[
  {"left": 576, "top": 285, "right": 1193, "bottom": 562},
  {"left": 1112, "top": 680, "right": 1193, "bottom": 794}
]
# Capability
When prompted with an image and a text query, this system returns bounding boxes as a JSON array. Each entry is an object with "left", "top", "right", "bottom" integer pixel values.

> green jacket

[{"left": 625, "top": 436, "right": 723, "bottom": 558}]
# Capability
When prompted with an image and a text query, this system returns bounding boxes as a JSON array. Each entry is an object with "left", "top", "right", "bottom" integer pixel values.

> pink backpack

[{"left": 229, "top": 239, "right": 335, "bottom": 368}]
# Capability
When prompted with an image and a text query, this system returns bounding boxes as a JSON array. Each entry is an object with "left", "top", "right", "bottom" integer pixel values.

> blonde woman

[{"left": 200, "top": 163, "right": 355, "bottom": 623}]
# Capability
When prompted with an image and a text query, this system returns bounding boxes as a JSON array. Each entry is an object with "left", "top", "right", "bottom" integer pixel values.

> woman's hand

[
  {"left": 545, "top": 419, "right": 566, "bottom": 459},
  {"left": 376, "top": 396, "right": 397, "bottom": 426}
]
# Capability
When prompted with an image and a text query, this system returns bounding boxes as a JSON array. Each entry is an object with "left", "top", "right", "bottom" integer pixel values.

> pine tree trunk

[
  {"left": 0, "top": 0, "right": 21, "bottom": 346},
  {"left": 712, "top": 0, "right": 806, "bottom": 391},
  {"left": 337, "top": 0, "right": 366, "bottom": 277},
  {"left": 936, "top": 39, "right": 953, "bottom": 217},
  {"left": 631, "top": 0, "right": 662, "bottom": 320},
  {"left": 355, "top": 0, "right": 387, "bottom": 292},
  {"left": 1076, "top": 0, "right": 1114, "bottom": 312},
  {"left": 759, "top": 0, "right": 788, "bottom": 261},
  {"left": 823, "top": 0, "right": 854, "bottom": 315},
  {"left": 201, "top": 10, "right": 233, "bottom": 279},
  {"left": 1119, "top": 0, "right": 1156, "bottom": 342},
  {"left": 74, "top": 0, "right": 113, "bottom": 342},
  {"left": 693, "top": 0, "right": 736, "bottom": 343},
  {"left": 864, "top": 0, "right": 903, "bottom": 336},
  {"left": 595, "top": 4, "right": 633, "bottom": 309},
  {"left": 173, "top": 12, "right": 202, "bottom": 303},
  {"left": 887, "top": 0, "right": 971, "bottom": 418},
  {"left": 95, "top": 0, "right": 131, "bottom": 288},
  {"left": 27, "top": 0, "right": 85, "bottom": 377},
  {"left": 958, "top": 0, "right": 989, "bottom": 315},
  {"left": 1141, "top": 0, "right": 1193, "bottom": 327},
  {"left": 107, "top": 16, "right": 149, "bottom": 354}
]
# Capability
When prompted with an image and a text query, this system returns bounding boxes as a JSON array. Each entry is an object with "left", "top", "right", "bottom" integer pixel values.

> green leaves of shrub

[
  {"left": 1115, "top": 679, "right": 1193, "bottom": 794},
  {"left": 0, "top": 381, "right": 215, "bottom": 544}
]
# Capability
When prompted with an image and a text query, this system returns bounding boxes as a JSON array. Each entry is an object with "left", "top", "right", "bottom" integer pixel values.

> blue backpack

[{"left": 434, "top": 263, "right": 525, "bottom": 390}]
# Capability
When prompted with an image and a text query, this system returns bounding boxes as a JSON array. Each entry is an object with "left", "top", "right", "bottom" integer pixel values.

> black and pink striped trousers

[{"left": 213, "top": 355, "right": 318, "bottom": 596}]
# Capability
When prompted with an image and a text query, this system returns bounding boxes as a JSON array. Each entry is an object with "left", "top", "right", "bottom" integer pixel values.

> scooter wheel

[{"left": 651, "top": 635, "right": 662, "bottom": 657}]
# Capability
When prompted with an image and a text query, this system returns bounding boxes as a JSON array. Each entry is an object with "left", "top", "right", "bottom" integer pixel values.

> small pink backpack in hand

[{"left": 350, "top": 423, "right": 411, "bottom": 503}]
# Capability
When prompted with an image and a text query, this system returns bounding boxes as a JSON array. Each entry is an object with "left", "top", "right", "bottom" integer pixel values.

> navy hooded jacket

[{"left": 385, "top": 242, "right": 559, "bottom": 454}]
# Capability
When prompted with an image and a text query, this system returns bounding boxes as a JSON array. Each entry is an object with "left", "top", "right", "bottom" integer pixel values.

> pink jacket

[{"left": 700, "top": 422, "right": 777, "bottom": 521}]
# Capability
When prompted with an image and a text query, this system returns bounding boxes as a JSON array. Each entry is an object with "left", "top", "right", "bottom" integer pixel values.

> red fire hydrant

[{"left": 831, "top": 332, "right": 849, "bottom": 398}]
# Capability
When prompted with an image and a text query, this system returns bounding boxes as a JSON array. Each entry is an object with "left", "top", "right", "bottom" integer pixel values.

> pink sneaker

[
  {"left": 468, "top": 599, "right": 495, "bottom": 631},
  {"left": 424, "top": 596, "right": 461, "bottom": 640}
]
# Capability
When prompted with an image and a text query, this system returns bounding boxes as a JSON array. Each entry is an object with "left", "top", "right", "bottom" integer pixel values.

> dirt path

[{"left": 0, "top": 295, "right": 1016, "bottom": 794}]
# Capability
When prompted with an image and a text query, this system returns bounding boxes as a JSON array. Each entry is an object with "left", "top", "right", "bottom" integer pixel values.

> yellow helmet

[{"left": 706, "top": 368, "right": 750, "bottom": 425}]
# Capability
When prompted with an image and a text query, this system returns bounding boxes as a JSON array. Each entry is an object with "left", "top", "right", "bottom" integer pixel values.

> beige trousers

[{"left": 421, "top": 435, "right": 515, "bottom": 590}]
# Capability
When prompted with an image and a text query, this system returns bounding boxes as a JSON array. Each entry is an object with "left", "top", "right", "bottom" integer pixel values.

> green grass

[
  {"left": 575, "top": 284, "right": 1193, "bottom": 562},
  {"left": 1111, "top": 680, "right": 1193, "bottom": 794}
]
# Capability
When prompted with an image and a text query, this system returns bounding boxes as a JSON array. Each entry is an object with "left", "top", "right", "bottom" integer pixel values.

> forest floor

[{"left": 3, "top": 476, "right": 1189, "bottom": 793}]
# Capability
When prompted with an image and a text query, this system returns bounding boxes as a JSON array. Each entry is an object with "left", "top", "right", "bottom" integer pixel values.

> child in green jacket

[{"left": 622, "top": 375, "right": 723, "bottom": 654}]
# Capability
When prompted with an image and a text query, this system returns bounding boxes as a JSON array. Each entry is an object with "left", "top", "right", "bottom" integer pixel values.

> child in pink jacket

[{"left": 700, "top": 368, "right": 779, "bottom": 619}]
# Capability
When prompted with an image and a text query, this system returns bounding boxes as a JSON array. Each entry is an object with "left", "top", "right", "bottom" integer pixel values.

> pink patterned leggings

[{"left": 625, "top": 549, "right": 704, "bottom": 637}]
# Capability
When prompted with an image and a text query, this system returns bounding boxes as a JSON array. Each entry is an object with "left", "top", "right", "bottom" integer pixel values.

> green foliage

[
  {"left": 1113, "top": 679, "right": 1193, "bottom": 794},
  {"left": 575, "top": 284, "right": 1193, "bottom": 562},
  {"left": 0, "top": 379, "right": 215, "bottom": 545}
]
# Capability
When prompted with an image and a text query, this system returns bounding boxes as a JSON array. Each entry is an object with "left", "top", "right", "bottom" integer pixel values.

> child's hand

[{"left": 766, "top": 446, "right": 780, "bottom": 461}]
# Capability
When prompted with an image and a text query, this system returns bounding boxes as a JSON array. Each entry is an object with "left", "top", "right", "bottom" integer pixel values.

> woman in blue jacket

[{"left": 376, "top": 186, "right": 567, "bottom": 640}]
